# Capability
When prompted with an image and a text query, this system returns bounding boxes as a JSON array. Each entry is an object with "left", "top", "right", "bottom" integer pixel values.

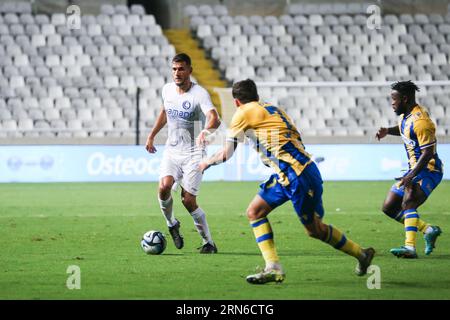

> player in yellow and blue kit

[
  {"left": 376, "top": 81, "right": 443, "bottom": 258},
  {"left": 199, "top": 79, "right": 375, "bottom": 284}
]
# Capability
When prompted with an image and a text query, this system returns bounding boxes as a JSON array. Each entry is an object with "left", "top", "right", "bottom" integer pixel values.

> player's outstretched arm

[
  {"left": 145, "top": 106, "right": 167, "bottom": 153},
  {"left": 199, "top": 140, "right": 237, "bottom": 173},
  {"left": 376, "top": 126, "right": 400, "bottom": 140}
]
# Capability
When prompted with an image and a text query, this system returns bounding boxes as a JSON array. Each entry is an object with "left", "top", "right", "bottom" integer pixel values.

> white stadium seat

[{"left": 2, "top": 5, "right": 448, "bottom": 140}]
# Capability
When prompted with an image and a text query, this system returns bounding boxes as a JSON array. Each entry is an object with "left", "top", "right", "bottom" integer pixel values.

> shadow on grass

[
  {"left": 160, "top": 251, "right": 261, "bottom": 256},
  {"left": 425, "top": 254, "right": 450, "bottom": 260},
  {"left": 190, "top": 251, "right": 262, "bottom": 256},
  {"left": 384, "top": 280, "right": 450, "bottom": 289}
]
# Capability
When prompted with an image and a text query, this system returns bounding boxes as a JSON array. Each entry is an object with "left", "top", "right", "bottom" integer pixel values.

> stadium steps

[{"left": 164, "top": 29, "right": 227, "bottom": 115}]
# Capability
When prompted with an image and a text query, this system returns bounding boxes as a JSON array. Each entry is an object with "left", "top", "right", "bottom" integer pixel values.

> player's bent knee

[
  {"left": 246, "top": 209, "right": 258, "bottom": 221},
  {"left": 246, "top": 208, "right": 265, "bottom": 221},
  {"left": 158, "top": 186, "right": 172, "bottom": 199}
]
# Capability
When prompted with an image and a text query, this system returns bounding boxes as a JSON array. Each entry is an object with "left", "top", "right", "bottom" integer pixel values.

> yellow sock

[
  {"left": 397, "top": 210, "right": 429, "bottom": 234},
  {"left": 417, "top": 219, "right": 430, "bottom": 234},
  {"left": 250, "top": 217, "right": 279, "bottom": 265},
  {"left": 404, "top": 209, "right": 419, "bottom": 248},
  {"left": 325, "top": 225, "right": 363, "bottom": 259}
]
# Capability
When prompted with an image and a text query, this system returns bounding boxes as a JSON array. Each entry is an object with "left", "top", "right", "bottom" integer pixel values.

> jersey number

[{"left": 264, "top": 105, "right": 293, "bottom": 137}]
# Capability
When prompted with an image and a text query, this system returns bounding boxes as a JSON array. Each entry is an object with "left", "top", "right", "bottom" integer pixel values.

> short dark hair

[
  {"left": 391, "top": 80, "right": 420, "bottom": 100},
  {"left": 172, "top": 53, "right": 191, "bottom": 66},
  {"left": 232, "top": 79, "right": 259, "bottom": 104}
]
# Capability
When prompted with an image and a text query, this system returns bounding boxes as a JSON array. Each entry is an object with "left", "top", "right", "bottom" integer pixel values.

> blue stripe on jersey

[
  {"left": 334, "top": 235, "right": 347, "bottom": 249},
  {"left": 401, "top": 118, "right": 407, "bottom": 135},
  {"left": 281, "top": 141, "right": 311, "bottom": 166},
  {"left": 264, "top": 106, "right": 278, "bottom": 114},
  {"left": 410, "top": 122, "right": 422, "bottom": 162},
  {"left": 265, "top": 106, "right": 293, "bottom": 131},
  {"left": 251, "top": 135, "right": 307, "bottom": 184},
  {"left": 251, "top": 218, "right": 269, "bottom": 228},
  {"left": 401, "top": 119, "right": 410, "bottom": 162},
  {"left": 249, "top": 134, "right": 271, "bottom": 158},
  {"left": 409, "top": 120, "right": 416, "bottom": 140},
  {"left": 251, "top": 135, "right": 298, "bottom": 182},
  {"left": 405, "top": 226, "right": 418, "bottom": 232},
  {"left": 265, "top": 106, "right": 277, "bottom": 114},
  {"left": 404, "top": 214, "right": 419, "bottom": 219},
  {"left": 256, "top": 233, "right": 273, "bottom": 243},
  {"left": 404, "top": 209, "right": 417, "bottom": 214},
  {"left": 248, "top": 135, "right": 278, "bottom": 169}
]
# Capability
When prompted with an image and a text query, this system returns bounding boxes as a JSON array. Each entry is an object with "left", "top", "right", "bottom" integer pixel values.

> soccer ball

[{"left": 141, "top": 230, "right": 167, "bottom": 255}]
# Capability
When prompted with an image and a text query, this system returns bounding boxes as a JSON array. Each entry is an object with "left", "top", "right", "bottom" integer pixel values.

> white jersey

[{"left": 162, "top": 82, "right": 215, "bottom": 154}]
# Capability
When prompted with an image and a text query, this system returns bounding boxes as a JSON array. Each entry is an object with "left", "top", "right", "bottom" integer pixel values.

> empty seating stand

[
  {"left": 0, "top": 2, "right": 174, "bottom": 140},
  {"left": 1, "top": 2, "right": 449, "bottom": 142},
  {"left": 186, "top": 3, "right": 450, "bottom": 138}
]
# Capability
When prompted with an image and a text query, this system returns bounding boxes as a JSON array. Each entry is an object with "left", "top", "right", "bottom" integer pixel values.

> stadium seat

[{"left": 3, "top": 4, "right": 449, "bottom": 140}]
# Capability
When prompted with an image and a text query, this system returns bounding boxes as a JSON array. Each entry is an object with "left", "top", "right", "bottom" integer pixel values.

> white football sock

[
  {"left": 424, "top": 226, "right": 434, "bottom": 234},
  {"left": 158, "top": 196, "right": 176, "bottom": 227},
  {"left": 190, "top": 207, "right": 213, "bottom": 245},
  {"left": 265, "top": 262, "right": 283, "bottom": 272}
]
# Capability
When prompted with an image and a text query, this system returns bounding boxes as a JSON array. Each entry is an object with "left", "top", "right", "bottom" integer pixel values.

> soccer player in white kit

[{"left": 145, "top": 53, "right": 220, "bottom": 253}]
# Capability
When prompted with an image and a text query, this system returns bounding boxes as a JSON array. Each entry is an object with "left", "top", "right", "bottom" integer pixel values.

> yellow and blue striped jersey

[
  {"left": 227, "top": 101, "right": 312, "bottom": 186},
  {"left": 398, "top": 105, "right": 442, "bottom": 172}
]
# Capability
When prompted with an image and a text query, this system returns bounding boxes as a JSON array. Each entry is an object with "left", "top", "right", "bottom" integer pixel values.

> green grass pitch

[{"left": 0, "top": 181, "right": 449, "bottom": 300}]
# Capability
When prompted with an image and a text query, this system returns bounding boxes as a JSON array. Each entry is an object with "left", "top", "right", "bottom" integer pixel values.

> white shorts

[{"left": 159, "top": 150, "right": 205, "bottom": 196}]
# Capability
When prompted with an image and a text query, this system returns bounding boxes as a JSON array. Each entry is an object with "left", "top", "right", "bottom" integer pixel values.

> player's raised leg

[
  {"left": 303, "top": 213, "right": 375, "bottom": 276},
  {"left": 424, "top": 225, "right": 442, "bottom": 255},
  {"left": 181, "top": 188, "right": 217, "bottom": 254},
  {"left": 159, "top": 175, "right": 184, "bottom": 249},
  {"left": 245, "top": 194, "right": 285, "bottom": 284},
  {"left": 293, "top": 163, "right": 375, "bottom": 276}
]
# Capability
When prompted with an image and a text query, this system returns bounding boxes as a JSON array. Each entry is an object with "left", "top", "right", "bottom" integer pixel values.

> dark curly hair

[{"left": 391, "top": 80, "right": 420, "bottom": 100}]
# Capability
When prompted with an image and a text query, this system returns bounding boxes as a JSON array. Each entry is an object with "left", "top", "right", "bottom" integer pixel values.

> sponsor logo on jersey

[
  {"left": 182, "top": 101, "right": 191, "bottom": 110},
  {"left": 167, "top": 108, "right": 194, "bottom": 120}
]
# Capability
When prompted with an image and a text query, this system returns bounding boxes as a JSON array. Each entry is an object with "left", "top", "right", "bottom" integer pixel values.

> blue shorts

[
  {"left": 258, "top": 162, "right": 325, "bottom": 225},
  {"left": 391, "top": 168, "right": 443, "bottom": 198}
]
